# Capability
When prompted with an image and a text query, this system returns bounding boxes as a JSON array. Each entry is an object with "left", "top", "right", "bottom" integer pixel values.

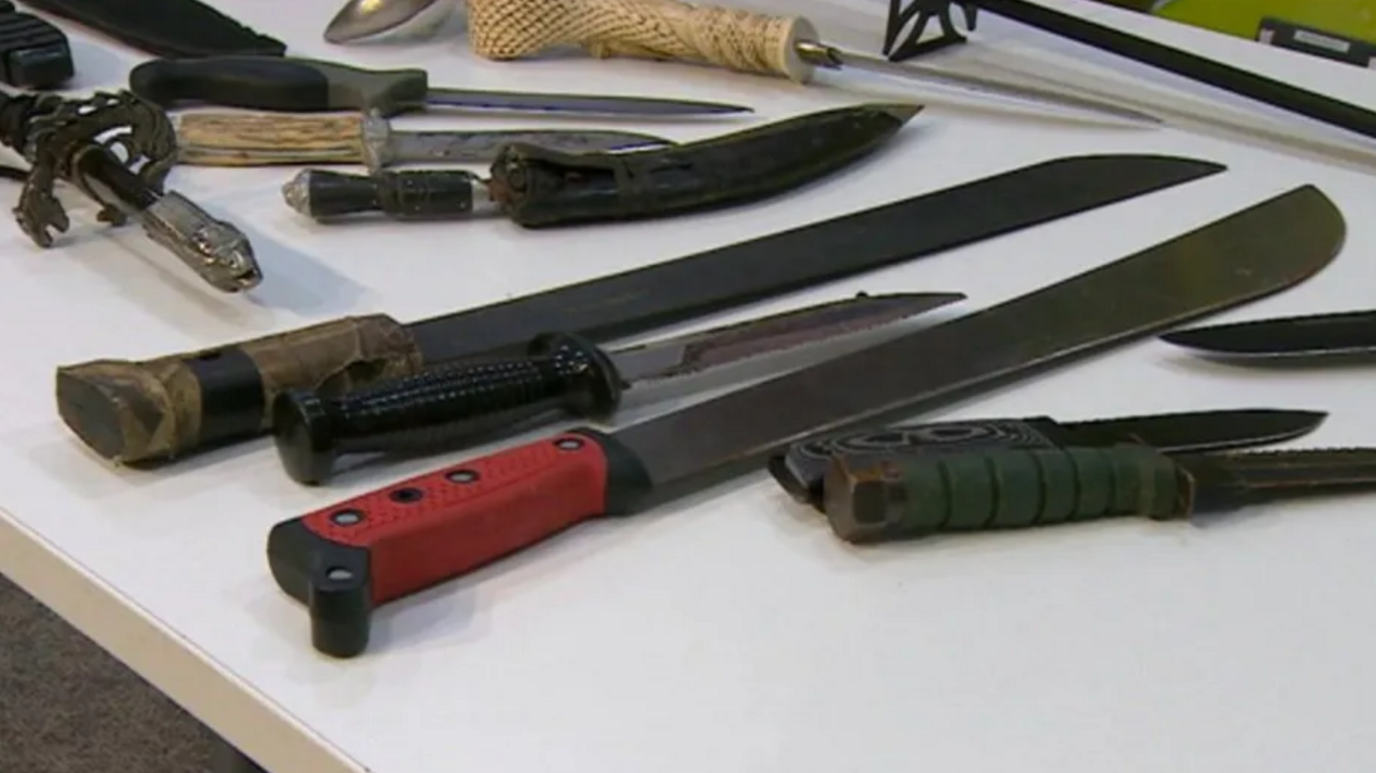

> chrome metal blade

[
  {"left": 383, "top": 128, "right": 672, "bottom": 165},
  {"left": 610, "top": 292, "right": 966, "bottom": 385},
  {"left": 1161, "top": 310, "right": 1376, "bottom": 357},
  {"left": 425, "top": 87, "right": 751, "bottom": 116},
  {"left": 803, "top": 43, "right": 1159, "bottom": 126}
]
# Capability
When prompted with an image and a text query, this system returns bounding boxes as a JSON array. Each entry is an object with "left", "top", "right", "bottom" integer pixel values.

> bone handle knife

[{"left": 173, "top": 110, "right": 673, "bottom": 170}]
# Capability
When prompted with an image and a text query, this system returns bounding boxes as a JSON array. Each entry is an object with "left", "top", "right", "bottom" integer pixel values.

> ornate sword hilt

[
  {"left": 9, "top": 90, "right": 261, "bottom": 292},
  {"left": 14, "top": 90, "right": 176, "bottom": 242}
]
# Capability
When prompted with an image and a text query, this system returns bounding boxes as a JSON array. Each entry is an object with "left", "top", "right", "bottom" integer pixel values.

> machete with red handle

[{"left": 267, "top": 185, "right": 1344, "bottom": 658}]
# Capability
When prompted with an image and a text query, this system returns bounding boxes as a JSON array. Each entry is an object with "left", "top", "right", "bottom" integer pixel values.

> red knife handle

[{"left": 266, "top": 429, "right": 652, "bottom": 657}]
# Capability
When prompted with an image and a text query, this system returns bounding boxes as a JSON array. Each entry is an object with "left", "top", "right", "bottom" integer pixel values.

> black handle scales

[
  {"left": 270, "top": 333, "right": 625, "bottom": 485},
  {"left": 289, "top": 169, "right": 480, "bottom": 221},
  {"left": 128, "top": 56, "right": 429, "bottom": 115},
  {"left": 822, "top": 445, "right": 1189, "bottom": 543}
]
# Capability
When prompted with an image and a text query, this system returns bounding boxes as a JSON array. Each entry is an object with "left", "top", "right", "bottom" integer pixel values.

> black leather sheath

[{"left": 487, "top": 104, "right": 915, "bottom": 228}]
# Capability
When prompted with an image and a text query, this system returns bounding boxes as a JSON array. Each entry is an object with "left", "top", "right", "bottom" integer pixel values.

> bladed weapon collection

[{"left": 19, "top": 0, "right": 1376, "bottom": 659}]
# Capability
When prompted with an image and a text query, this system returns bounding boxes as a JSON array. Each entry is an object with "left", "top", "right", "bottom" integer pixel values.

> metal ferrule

[
  {"left": 139, "top": 191, "right": 262, "bottom": 292},
  {"left": 358, "top": 111, "right": 392, "bottom": 172}
]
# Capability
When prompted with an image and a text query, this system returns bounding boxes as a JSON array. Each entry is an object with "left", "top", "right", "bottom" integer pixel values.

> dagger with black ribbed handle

[
  {"left": 822, "top": 444, "right": 1376, "bottom": 544},
  {"left": 266, "top": 184, "right": 1343, "bottom": 659},
  {"left": 271, "top": 292, "right": 965, "bottom": 485}
]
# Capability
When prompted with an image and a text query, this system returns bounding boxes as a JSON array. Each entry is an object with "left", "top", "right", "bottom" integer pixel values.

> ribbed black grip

[
  {"left": 288, "top": 169, "right": 478, "bottom": 220},
  {"left": 270, "top": 333, "right": 624, "bottom": 484}
]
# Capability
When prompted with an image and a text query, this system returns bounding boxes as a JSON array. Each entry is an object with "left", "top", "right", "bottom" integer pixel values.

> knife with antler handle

[{"left": 173, "top": 110, "right": 674, "bottom": 170}]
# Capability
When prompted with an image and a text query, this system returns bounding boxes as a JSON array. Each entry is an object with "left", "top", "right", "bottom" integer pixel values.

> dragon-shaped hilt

[
  {"left": 884, "top": 0, "right": 980, "bottom": 62},
  {"left": 12, "top": 90, "right": 177, "bottom": 247}
]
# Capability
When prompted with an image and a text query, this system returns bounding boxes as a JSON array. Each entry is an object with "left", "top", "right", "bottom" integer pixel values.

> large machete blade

[{"left": 269, "top": 184, "right": 1343, "bottom": 658}]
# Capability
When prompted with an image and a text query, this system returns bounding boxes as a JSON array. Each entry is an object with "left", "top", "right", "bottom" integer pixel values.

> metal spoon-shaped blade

[{"left": 323, "top": 0, "right": 454, "bottom": 43}]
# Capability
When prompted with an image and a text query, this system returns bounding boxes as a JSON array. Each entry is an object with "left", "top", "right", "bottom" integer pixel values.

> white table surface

[{"left": 4, "top": 1, "right": 1376, "bottom": 771}]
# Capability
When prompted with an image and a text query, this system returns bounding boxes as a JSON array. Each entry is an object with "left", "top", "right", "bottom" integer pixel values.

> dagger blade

[
  {"left": 1063, "top": 408, "right": 1327, "bottom": 452},
  {"left": 372, "top": 117, "right": 671, "bottom": 171},
  {"left": 611, "top": 292, "right": 965, "bottom": 384},
  {"left": 1162, "top": 310, "right": 1376, "bottom": 357},
  {"left": 810, "top": 43, "right": 1159, "bottom": 126}
]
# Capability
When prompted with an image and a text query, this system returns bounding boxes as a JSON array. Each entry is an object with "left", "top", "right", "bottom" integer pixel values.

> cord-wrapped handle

[
  {"left": 174, "top": 111, "right": 366, "bottom": 166},
  {"left": 823, "top": 445, "right": 1188, "bottom": 543},
  {"left": 271, "top": 333, "right": 623, "bottom": 485},
  {"left": 467, "top": 0, "right": 818, "bottom": 82}
]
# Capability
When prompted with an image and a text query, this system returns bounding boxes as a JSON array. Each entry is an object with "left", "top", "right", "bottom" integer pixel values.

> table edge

[{"left": 0, "top": 506, "right": 362, "bottom": 773}]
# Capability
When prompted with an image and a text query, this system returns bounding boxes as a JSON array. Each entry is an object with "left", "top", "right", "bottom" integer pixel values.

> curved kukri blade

[{"left": 1162, "top": 309, "right": 1376, "bottom": 357}]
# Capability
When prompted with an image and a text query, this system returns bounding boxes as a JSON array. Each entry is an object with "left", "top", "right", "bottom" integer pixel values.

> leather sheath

[{"left": 20, "top": 0, "right": 285, "bottom": 58}]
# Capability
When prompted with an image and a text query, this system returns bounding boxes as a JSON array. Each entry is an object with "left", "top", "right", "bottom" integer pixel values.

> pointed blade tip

[{"left": 872, "top": 102, "right": 924, "bottom": 123}]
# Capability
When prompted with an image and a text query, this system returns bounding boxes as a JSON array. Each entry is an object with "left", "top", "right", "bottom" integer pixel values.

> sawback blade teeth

[{"left": 614, "top": 292, "right": 965, "bottom": 383}]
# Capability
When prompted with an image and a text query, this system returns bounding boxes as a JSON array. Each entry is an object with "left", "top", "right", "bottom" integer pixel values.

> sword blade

[{"left": 820, "top": 45, "right": 1160, "bottom": 127}]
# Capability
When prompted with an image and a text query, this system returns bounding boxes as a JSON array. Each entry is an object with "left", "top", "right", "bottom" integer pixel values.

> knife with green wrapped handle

[
  {"left": 823, "top": 444, "right": 1376, "bottom": 544},
  {"left": 768, "top": 408, "right": 1327, "bottom": 510}
]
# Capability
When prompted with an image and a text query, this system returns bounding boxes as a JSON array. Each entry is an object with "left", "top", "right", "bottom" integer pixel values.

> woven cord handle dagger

[{"left": 467, "top": 0, "right": 818, "bottom": 81}]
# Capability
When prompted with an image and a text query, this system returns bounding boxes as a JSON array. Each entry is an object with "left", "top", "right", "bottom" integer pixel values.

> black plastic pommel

[
  {"left": 266, "top": 518, "right": 372, "bottom": 658},
  {"left": 272, "top": 388, "right": 342, "bottom": 486}
]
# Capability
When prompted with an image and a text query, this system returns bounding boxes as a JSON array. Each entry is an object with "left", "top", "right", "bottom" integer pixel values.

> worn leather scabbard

[{"left": 489, "top": 103, "right": 922, "bottom": 227}]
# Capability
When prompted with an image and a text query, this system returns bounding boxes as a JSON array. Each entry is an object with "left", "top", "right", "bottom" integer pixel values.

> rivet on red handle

[{"left": 266, "top": 428, "right": 652, "bottom": 657}]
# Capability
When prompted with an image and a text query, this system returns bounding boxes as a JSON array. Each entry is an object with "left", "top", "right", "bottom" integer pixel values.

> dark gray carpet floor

[{"left": 0, "top": 572, "right": 217, "bottom": 772}]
